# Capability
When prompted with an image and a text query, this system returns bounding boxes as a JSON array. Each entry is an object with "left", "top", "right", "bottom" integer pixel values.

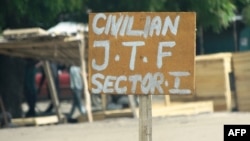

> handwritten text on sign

[{"left": 88, "top": 12, "right": 196, "bottom": 95}]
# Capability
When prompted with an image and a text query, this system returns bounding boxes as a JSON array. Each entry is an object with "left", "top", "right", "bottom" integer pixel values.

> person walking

[
  {"left": 23, "top": 59, "right": 40, "bottom": 117},
  {"left": 68, "top": 65, "right": 86, "bottom": 120}
]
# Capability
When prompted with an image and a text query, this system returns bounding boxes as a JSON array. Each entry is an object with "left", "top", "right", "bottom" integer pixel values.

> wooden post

[
  {"left": 79, "top": 37, "right": 93, "bottom": 122},
  {"left": 43, "top": 61, "right": 63, "bottom": 122},
  {"left": 139, "top": 95, "right": 152, "bottom": 141},
  {"left": 223, "top": 57, "right": 232, "bottom": 111}
]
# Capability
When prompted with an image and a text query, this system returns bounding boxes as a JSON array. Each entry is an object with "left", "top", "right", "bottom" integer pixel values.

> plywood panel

[
  {"left": 233, "top": 51, "right": 250, "bottom": 111},
  {"left": 170, "top": 52, "right": 233, "bottom": 111},
  {"left": 88, "top": 12, "right": 196, "bottom": 95}
]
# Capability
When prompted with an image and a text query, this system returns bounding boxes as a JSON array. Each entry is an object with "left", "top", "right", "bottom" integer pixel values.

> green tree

[
  {"left": 86, "top": 0, "right": 237, "bottom": 33},
  {"left": 1, "top": 0, "right": 243, "bottom": 33},
  {"left": 86, "top": 0, "right": 159, "bottom": 12},
  {"left": 159, "top": 0, "right": 236, "bottom": 33},
  {"left": 238, "top": 0, "right": 250, "bottom": 26},
  {"left": 0, "top": 0, "right": 85, "bottom": 30}
]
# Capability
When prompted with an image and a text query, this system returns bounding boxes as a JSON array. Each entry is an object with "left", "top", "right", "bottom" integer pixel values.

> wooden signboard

[{"left": 88, "top": 12, "right": 196, "bottom": 95}]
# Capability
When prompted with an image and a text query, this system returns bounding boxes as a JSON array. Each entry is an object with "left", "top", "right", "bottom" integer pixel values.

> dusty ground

[{"left": 1, "top": 111, "right": 250, "bottom": 141}]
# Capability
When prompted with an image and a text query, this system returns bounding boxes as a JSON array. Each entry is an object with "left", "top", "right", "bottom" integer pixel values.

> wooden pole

[
  {"left": 43, "top": 61, "right": 63, "bottom": 122},
  {"left": 79, "top": 37, "right": 93, "bottom": 122},
  {"left": 139, "top": 95, "right": 152, "bottom": 141}
]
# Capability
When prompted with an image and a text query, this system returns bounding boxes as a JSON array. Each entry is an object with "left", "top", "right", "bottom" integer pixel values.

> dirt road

[{"left": 1, "top": 112, "right": 250, "bottom": 141}]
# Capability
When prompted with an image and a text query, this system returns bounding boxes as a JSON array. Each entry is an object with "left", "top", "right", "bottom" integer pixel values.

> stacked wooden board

[
  {"left": 170, "top": 53, "right": 234, "bottom": 111},
  {"left": 232, "top": 51, "right": 250, "bottom": 111}
]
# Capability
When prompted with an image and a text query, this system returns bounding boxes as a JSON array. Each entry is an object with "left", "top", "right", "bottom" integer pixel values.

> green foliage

[
  {"left": 237, "top": 0, "right": 250, "bottom": 26},
  {"left": 0, "top": 0, "right": 85, "bottom": 30},
  {"left": 86, "top": 0, "right": 237, "bottom": 33},
  {"left": 242, "top": 5, "right": 250, "bottom": 26},
  {"left": 162, "top": 0, "right": 236, "bottom": 33},
  {"left": 85, "top": 0, "right": 165, "bottom": 12},
  {"left": 236, "top": 0, "right": 250, "bottom": 5},
  {"left": 0, "top": 0, "right": 246, "bottom": 33}
]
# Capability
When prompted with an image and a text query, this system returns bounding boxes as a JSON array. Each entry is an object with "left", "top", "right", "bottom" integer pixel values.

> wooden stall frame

[
  {"left": 43, "top": 61, "right": 64, "bottom": 122},
  {"left": 0, "top": 28, "right": 94, "bottom": 123}
]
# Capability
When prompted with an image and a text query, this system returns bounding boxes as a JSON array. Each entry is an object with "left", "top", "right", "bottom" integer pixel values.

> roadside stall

[{"left": 0, "top": 26, "right": 93, "bottom": 125}]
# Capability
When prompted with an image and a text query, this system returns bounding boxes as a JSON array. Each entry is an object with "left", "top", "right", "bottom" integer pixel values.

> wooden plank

[
  {"left": 79, "top": 36, "right": 93, "bottom": 122},
  {"left": 235, "top": 87, "right": 250, "bottom": 95},
  {"left": 43, "top": 61, "right": 63, "bottom": 122},
  {"left": 0, "top": 39, "right": 79, "bottom": 49},
  {"left": 235, "top": 75, "right": 250, "bottom": 80},
  {"left": 0, "top": 49, "right": 78, "bottom": 66},
  {"left": 237, "top": 98, "right": 250, "bottom": 111},
  {"left": 196, "top": 75, "right": 226, "bottom": 81},
  {"left": 170, "top": 94, "right": 195, "bottom": 102},
  {"left": 0, "top": 38, "right": 81, "bottom": 66},
  {"left": 196, "top": 60, "right": 225, "bottom": 69},
  {"left": 12, "top": 115, "right": 59, "bottom": 126},
  {"left": 233, "top": 51, "right": 250, "bottom": 62},
  {"left": 237, "top": 100, "right": 250, "bottom": 106},
  {"left": 234, "top": 65, "right": 250, "bottom": 73},
  {"left": 0, "top": 50, "right": 28, "bottom": 58},
  {"left": 195, "top": 70, "right": 225, "bottom": 76},
  {"left": 105, "top": 108, "right": 134, "bottom": 118},
  {"left": 196, "top": 84, "right": 226, "bottom": 95},
  {"left": 77, "top": 112, "right": 105, "bottom": 122},
  {"left": 195, "top": 53, "right": 232, "bottom": 61},
  {"left": 152, "top": 101, "right": 213, "bottom": 117},
  {"left": 222, "top": 57, "right": 232, "bottom": 111},
  {"left": 35, "top": 116, "right": 59, "bottom": 125},
  {"left": 196, "top": 85, "right": 226, "bottom": 93},
  {"left": 236, "top": 107, "right": 250, "bottom": 112},
  {"left": 3, "top": 28, "right": 48, "bottom": 39},
  {"left": 170, "top": 95, "right": 227, "bottom": 111}
]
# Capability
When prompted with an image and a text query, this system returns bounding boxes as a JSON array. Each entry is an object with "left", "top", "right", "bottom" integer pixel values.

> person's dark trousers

[
  {"left": 68, "top": 89, "right": 85, "bottom": 118},
  {"left": 24, "top": 67, "right": 37, "bottom": 117}
]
